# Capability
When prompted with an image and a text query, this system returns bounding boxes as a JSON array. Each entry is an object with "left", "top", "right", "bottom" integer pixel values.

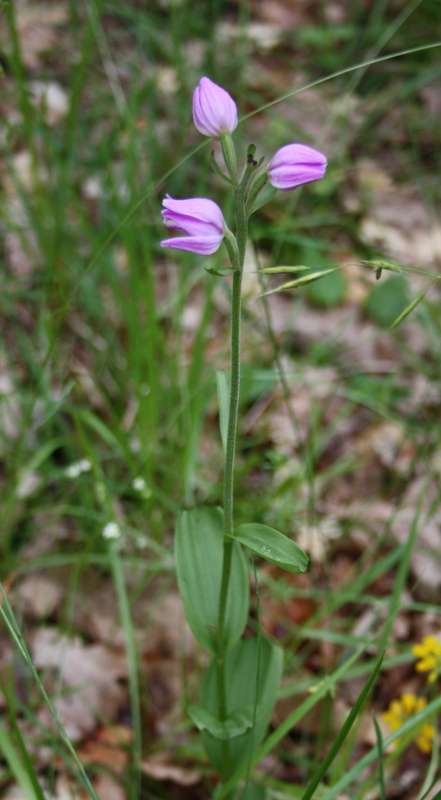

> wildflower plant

[{"left": 161, "top": 76, "right": 327, "bottom": 793}]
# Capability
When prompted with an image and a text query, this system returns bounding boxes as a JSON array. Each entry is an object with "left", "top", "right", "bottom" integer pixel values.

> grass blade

[
  {"left": 300, "top": 653, "right": 384, "bottom": 800},
  {"left": 390, "top": 287, "right": 431, "bottom": 329},
  {"left": 321, "top": 694, "right": 441, "bottom": 799},
  {"left": 259, "top": 265, "right": 312, "bottom": 274},
  {"left": 0, "top": 586, "right": 99, "bottom": 800},
  {"left": 109, "top": 546, "right": 142, "bottom": 800},
  {"left": 261, "top": 268, "right": 340, "bottom": 296},
  {"left": 373, "top": 716, "right": 387, "bottom": 800},
  {"left": 0, "top": 724, "right": 44, "bottom": 800}
]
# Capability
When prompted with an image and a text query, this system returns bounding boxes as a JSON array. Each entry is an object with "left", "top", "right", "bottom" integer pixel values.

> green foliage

[
  {"left": 200, "top": 636, "right": 283, "bottom": 779},
  {"left": 175, "top": 507, "right": 249, "bottom": 652},
  {"left": 365, "top": 275, "right": 410, "bottom": 327},
  {"left": 301, "top": 653, "right": 384, "bottom": 800},
  {"left": 216, "top": 369, "right": 229, "bottom": 452},
  {"left": 238, "top": 785, "right": 267, "bottom": 800},
  {"left": 306, "top": 267, "right": 347, "bottom": 307},
  {"left": 239, "top": 366, "right": 278, "bottom": 405},
  {"left": 235, "top": 523, "right": 309, "bottom": 574},
  {"left": 187, "top": 704, "right": 253, "bottom": 739},
  {"left": 390, "top": 288, "right": 430, "bottom": 329},
  {"left": 263, "top": 268, "right": 342, "bottom": 298}
]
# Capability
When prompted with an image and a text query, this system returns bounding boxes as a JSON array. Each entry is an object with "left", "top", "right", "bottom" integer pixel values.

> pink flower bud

[
  {"left": 160, "top": 195, "right": 225, "bottom": 255},
  {"left": 192, "top": 77, "right": 238, "bottom": 138},
  {"left": 268, "top": 143, "right": 327, "bottom": 190}
]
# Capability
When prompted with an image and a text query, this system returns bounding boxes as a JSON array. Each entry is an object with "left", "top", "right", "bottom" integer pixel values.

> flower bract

[
  {"left": 268, "top": 143, "right": 327, "bottom": 190},
  {"left": 160, "top": 195, "right": 225, "bottom": 255},
  {"left": 192, "top": 76, "right": 238, "bottom": 137}
]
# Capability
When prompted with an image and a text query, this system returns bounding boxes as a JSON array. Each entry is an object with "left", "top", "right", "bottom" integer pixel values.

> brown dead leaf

[
  {"left": 355, "top": 159, "right": 441, "bottom": 270},
  {"left": 253, "top": 0, "right": 312, "bottom": 27},
  {"left": 32, "top": 628, "right": 127, "bottom": 741},
  {"left": 2, "top": 775, "right": 87, "bottom": 799},
  {"left": 141, "top": 755, "right": 201, "bottom": 787},
  {"left": 386, "top": 473, "right": 441, "bottom": 596},
  {"left": 4, "top": 3, "right": 69, "bottom": 70},
  {"left": 145, "top": 591, "right": 193, "bottom": 660},
  {"left": 77, "top": 726, "right": 131, "bottom": 774},
  {"left": 78, "top": 741, "right": 128, "bottom": 773},
  {"left": 93, "top": 774, "right": 126, "bottom": 800},
  {"left": 15, "top": 575, "right": 63, "bottom": 619},
  {"left": 96, "top": 725, "right": 132, "bottom": 747}
]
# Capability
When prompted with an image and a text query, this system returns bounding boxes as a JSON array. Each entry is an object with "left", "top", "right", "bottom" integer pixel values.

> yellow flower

[
  {"left": 382, "top": 693, "right": 435, "bottom": 754},
  {"left": 412, "top": 635, "right": 441, "bottom": 683}
]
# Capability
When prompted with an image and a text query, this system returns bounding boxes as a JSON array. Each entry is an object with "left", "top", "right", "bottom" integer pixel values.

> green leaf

[
  {"left": 248, "top": 184, "right": 277, "bottom": 216},
  {"left": 204, "top": 266, "right": 235, "bottom": 277},
  {"left": 365, "top": 275, "right": 409, "bottom": 328},
  {"left": 390, "top": 287, "right": 429, "bottom": 329},
  {"left": 239, "top": 365, "right": 277, "bottom": 405},
  {"left": 260, "top": 265, "right": 311, "bottom": 274},
  {"left": 201, "top": 636, "right": 283, "bottom": 779},
  {"left": 0, "top": 724, "right": 45, "bottom": 800},
  {"left": 262, "top": 267, "right": 340, "bottom": 296},
  {"left": 216, "top": 370, "right": 229, "bottom": 453},
  {"left": 373, "top": 716, "right": 387, "bottom": 800},
  {"left": 187, "top": 704, "right": 253, "bottom": 740},
  {"left": 235, "top": 523, "right": 309, "bottom": 574},
  {"left": 213, "top": 783, "right": 266, "bottom": 800},
  {"left": 238, "top": 785, "right": 267, "bottom": 800},
  {"left": 306, "top": 266, "right": 347, "bottom": 308},
  {"left": 175, "top": 507, "right": 249, "bottom": 653}
]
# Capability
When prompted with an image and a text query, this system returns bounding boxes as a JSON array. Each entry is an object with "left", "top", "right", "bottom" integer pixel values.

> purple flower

[
  {"left": 192, "top": 77, "right": 238, "bottom": 137},
  {"left": 268, "top": 143, "right": 327, "bottom": 190},
  {"left": 160, "top": 196, "right": 225, "bottom": 255}
]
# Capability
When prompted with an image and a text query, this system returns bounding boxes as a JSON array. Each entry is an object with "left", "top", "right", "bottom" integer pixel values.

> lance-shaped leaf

[
  {"left": 201, "top": 636, "right": 283, "bottom": 779},
  {"left": 216, "top": 370, "right": 229, "bottom": 453},
  {"left": 248, "top": 184, "right": 277, "bottom": 216},
  {"left": 390, "top": 286, "right": 431, "bottom": 329},
  {"left": 235, "top": 523, "right": 309, "bottom": 574},
  {"left": 187, "top": 705, "right": 253, "bottom": 740},
  {"left": 259, "top": 265, "right": 311, "bottom": 274},
  {"left": 175, "top": 507, "right": 249, "bottom": 653},
  {"left": 261, "top": 267, "right": 339, "bottom": 296}
]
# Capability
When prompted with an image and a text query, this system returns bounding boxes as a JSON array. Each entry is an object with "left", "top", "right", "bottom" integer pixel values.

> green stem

[
  {"left": 217, "top": 182, "right": 248, "bottom": 726},
  {"left": 223, "top": 269, "right": 243, "bottom": 537},
  {"left": 216, "top": 268, "right": 242, "bottom": 721}
]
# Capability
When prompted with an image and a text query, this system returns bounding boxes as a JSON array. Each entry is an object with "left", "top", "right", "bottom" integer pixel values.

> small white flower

[
  {"left": 65, "top": 459, "right": 91, "bottom": 479},
  {"left": 102, "top": 521, "right": 121, "bottom": 540},
  {"left": 132, "top": 476, "right": 147, "bottom": 492}
]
